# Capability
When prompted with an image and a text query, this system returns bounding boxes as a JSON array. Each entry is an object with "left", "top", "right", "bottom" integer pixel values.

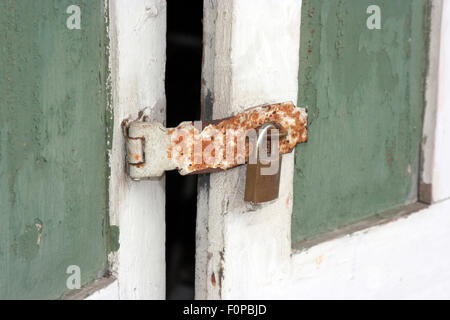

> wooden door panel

[
  {"left": 293, "top": 0, "right": 429, "bottom": 244},
  {"left": 0, "top": 0, "right": 112, "bottom": 299}
]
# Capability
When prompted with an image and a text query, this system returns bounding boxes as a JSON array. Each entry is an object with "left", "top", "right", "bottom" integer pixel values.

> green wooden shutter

[
  {"left": 293, "top": 0, "right": 429, "bottom": 245},
  {"left": 0, "top": 0, "right": 113, "bottom": 299}
]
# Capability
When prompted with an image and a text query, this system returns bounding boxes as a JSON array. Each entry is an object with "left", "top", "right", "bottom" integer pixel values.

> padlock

[{"left": 244, "top": 123, "right": 283, "bottom": 203}]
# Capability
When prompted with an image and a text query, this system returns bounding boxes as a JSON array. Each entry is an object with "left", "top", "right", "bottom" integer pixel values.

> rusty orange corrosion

[{"left": 167, "top": 102, "right": 308, "bottom": 175}]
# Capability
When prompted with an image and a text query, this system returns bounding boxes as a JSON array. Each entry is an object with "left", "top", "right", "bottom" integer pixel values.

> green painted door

[
  {"left": 0, "top": 1, "right": 112, "bottom": 299},
  {"left": 293, "top": 0, "right": 429, "bottom": 245}
]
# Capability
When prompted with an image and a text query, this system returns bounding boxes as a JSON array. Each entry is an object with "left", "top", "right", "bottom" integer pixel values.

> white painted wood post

[
  {"left": 196, "top": 0, "right": 303, "bottom": 299},
  {"left": 108, "top": 0, "right": 167, "bottom": 299}
]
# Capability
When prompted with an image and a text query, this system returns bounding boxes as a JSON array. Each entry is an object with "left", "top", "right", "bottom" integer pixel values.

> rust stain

[
  {"left": 211, "top": 273, "right": 216, "bottom": 287},
  {"left": 387, "top": 150, "right": 393, "bottom": 164},
  {"left": 126, "top": 135, "right": 145, "bottom": 166},
  {"left": 285, "top": 193, "right": 292, "bottom": 208},
  {"left": 167, "top": 102, "right": 308, "bottom": 175},
  {"left": 315, "top": 254, "right": 324, "bottom": 266}
]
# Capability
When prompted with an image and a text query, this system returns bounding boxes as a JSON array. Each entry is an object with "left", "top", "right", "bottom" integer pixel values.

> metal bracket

[{"left": 123, "top": 101, "right": 308, "bottom": 180}]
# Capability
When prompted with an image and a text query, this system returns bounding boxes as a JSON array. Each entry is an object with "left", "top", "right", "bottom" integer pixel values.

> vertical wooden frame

[
  {"left": 421, "top": 0, "right": 450, "bottom": 204},
  {"left": 107, "top": 0, "right": 167, "bottom": 299},
  {"left": 196, "top": 0, "right": 303, "bottom": 299}
]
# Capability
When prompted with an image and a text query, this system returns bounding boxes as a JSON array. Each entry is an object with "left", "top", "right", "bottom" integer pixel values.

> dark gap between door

[{"left": 165, "top": 1, "right": 203, "bottom": 300}]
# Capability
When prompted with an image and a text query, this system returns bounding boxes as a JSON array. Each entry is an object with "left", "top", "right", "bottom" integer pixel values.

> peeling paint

[{"left": 34, "top": 218, "right": 43, "bottom": 246}]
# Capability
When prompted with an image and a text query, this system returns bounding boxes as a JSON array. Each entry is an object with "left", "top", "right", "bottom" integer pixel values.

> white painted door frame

[
  {"left": 196, "top": 0, "right": 450, "bottom": 300},
  {"left": 91, "top": 0, "right": 168, "bottom": 300}
]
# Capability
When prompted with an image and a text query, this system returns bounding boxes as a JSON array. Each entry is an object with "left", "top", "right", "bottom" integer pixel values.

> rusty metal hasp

[{"left": 123, "top": 102, "right": 308, "bottom": 181}]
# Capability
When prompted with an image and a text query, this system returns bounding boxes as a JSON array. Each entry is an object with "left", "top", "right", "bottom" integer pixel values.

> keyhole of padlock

[{"left": 244, "top": 123, "right": 283, "bottom": 203}]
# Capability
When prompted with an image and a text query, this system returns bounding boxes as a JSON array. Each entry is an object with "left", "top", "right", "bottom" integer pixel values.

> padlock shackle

[{"left": 254, "top": 123, "right": 281, "bottom": 157}]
